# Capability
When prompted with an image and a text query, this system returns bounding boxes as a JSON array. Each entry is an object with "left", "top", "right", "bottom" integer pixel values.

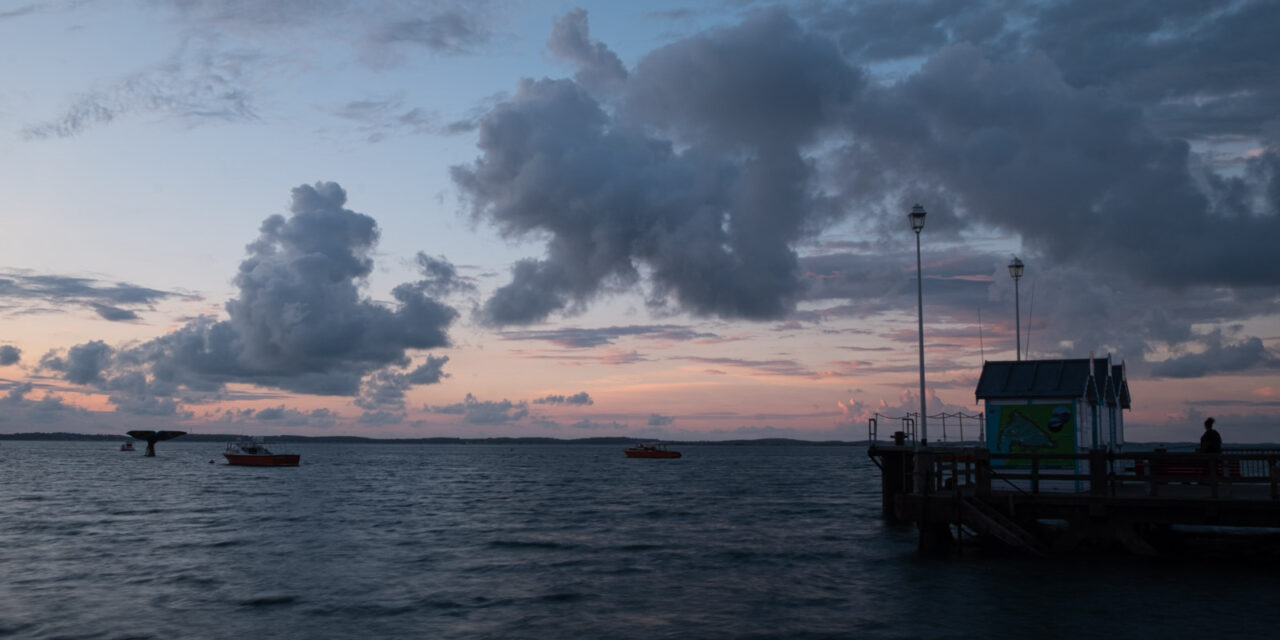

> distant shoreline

[
  {"left": 0, "top": 432, "right": 864, "bottom": 446},
  {"left": 0, "top": 432, "right": 1259, "bottom": 449}
]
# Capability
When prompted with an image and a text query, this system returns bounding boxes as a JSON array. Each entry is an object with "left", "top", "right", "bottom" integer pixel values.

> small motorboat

[
  {"left": 624, "top": 443, "right": 682, "bottom": 459},
  {"left": 120, "top": 442, "right": 135, "bottom": 451},
  {"left": 223, "top": 437, "right": 300, "bottom": 467}
]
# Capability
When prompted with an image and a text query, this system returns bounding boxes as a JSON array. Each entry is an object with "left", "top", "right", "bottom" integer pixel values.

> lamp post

[
  {"left": 909, "top": 204, "right": 927, "bottom": 446},
  {"left": 1008, "top": 257, "right": 1024, "bottom": 361}
]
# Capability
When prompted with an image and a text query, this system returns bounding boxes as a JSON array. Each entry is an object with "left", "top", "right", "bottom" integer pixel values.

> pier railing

[
  {"left": 867, "top": 412, "right": 984, "bottom": 445},
  {"left": 910, "top": 448, "right": 1280, "bottom": 500}
]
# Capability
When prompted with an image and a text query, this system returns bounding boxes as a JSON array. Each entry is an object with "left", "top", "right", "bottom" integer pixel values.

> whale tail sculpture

[{"left": 126, "top": 430, "right": 187, "bottom": 456}]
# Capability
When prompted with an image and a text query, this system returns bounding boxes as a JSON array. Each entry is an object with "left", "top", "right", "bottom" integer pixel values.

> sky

[{"left": 0, "top": 0, "right": 1277, "bottom": 443}]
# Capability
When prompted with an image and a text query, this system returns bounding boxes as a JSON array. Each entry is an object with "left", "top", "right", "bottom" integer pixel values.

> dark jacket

[{"left": 1199, "top": 428, "right": 1222, "bottom": 453}]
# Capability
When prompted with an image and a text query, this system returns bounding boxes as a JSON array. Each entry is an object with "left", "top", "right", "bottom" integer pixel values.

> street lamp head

[
  {"left": 908, "top": 204, "right": 927, "bottom": 233},
  {"left": 1008, "top": 256, "right": 1024, "bottom": 280}
]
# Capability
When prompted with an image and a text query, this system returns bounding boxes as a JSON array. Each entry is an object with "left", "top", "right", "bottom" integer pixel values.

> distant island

[{"left": 0, "top": 432, "right": 864, "bottom": 446}]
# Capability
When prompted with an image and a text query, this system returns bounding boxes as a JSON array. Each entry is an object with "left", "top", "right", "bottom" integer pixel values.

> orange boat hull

[{"left": 223, "top": 454, "right": 301, "bottom": 466}]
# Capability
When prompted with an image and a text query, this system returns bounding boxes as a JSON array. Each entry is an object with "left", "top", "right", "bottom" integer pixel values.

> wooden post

[
  {"left": 1209, "top": 454, "right": 1220, "bottom": 499},
  {"left": 880, "top": 450, "right": 907, "bottom": 521},
  {"left": 975, "top": 448, "right": 991, "bottom": 498},
  {"left": 1271, "top": 456, "right": 1278, "bottom": 500},
  {"left": 1089, "top": 449, "right": 1107, "bottom": 496}
]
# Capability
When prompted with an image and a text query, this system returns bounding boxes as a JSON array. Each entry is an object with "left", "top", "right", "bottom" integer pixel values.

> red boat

[
  {"left": 624, "top": 443, "right": 682, "bottom": 458},
  {"left": 223, "top": 438, "right": 300, "bottom": 466}
]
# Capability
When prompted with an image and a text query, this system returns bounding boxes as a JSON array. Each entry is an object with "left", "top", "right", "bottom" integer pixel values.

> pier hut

[
  {"left": 977, "top": 353, "right": 1128, "bottom": 454},
  {"left": 975, "top": 354, "right": 1129, "bottom": 491}
]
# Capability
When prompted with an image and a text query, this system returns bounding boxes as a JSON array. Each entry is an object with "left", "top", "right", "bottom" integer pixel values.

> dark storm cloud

[
  {"left": 500, "top": 325, "right": 718, "bottom": 348},
  {"left": 533, "top": 392, "right": 593, "bottom": 406},
  {"left": 457, "top": 4, "right": 1278, "bottom": 336},
  {"left": 842, "top": 43, "right": 1280, "bottom": 289},
  {"left": 44, "top": 182, "right": 457, "bottom": 417},
  {"left": 128, "top": 182, "right": 456, "bottom": 396},
  {"left": 1018, "top": 1, "right": 1280, "bottom": 138},
  {"left": 0, "top": 346, "right": 20, "bottom": 366},
  {"left": 453, "top": 9, "right": 861, "bottom": 326},
  {"left": 0, "top": 270, "right": 191, "bottom": 319}
]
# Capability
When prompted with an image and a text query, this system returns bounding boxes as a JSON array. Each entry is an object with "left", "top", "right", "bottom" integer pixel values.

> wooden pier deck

[{"left": 869, "top": 445, "right": 1280, "bottom": 555}]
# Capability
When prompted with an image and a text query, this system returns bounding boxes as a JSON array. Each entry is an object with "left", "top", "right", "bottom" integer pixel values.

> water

[{"left": 2, "top": 441, "right": 1277, "bottom": 639}]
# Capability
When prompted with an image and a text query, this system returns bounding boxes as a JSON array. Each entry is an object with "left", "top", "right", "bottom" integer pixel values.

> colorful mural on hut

[{"left": 988, "top": 403, "right": 1077, "bottom": 467}]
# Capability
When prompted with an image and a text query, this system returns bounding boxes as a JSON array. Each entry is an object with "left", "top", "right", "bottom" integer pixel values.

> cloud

[
  {"left": 679, "top": 356, "right": 816, "bottom": 378},
  {"left": 0, "top": 346, "right": 20, "bottom": 366},
  {"left": 22, "top": 46, "right": 261, "bottom": 139},
  {"left": 647, "top": 413, "right": 673, "bottom": 426},
  {"left": 500, "top": 324, "right": 718, "bottom": 348},
  {"left": 0, "top": 270, "right": 193, "bottom": 319},
  {"left": 1151, "top": 334, "right": 1280, "bottom": 379},
  {"left": 41, "top": 182, "right": 458, "bottom": 419},
  {"left": 533, "top": 391, "right": 593, "bottom": 406},
  {"left": 91, "top": 304, "right": 141, "bottom": 322},
  {"left": 22, "top": 1, "right": 506, "bottom": 139},
  {"left": 453, "top": 4, "right": 1278, "bottom": 338},
  {"left": 40, "top": 340, "right": 113, "bottom": 385},
  {"left": 359, "top": 409, "right": 405, "bottom": 426},
  {"left": 842, "top": 42, "right": 1280, "bottom": 290},
  {"left": 302, "top": 407, "right": 338, "bottom": 427},
  {"left": 0, "top": 382, "right": 94, "bottom": 426},
  {"left": 0, "top": 5, "right": 37, "bottom": 21},
  {"left": 370, "top": 9, "right": 492, "bottom": 56},
  {"left": 332, "top": 97, "right": 438, "bottom": 142},
  {"left": 570, "top": 418, "right": 626, "bottom": 431},
  {"left": 425, "top": 392, "right": 528, "bottom": 424},
  {"left": 356, "top": 355, "right": 450, "bottom": 410},
  {"left": 547, "top": 8, "right": 628, "bottom": 94},
  {"left": 453, "top": 10, "right": 861, "bottom": 326},
  {"left": 216, "top": 405, "right": 338, "bottom": 427},
  {"left": 407, "top": 252, "right": 479, "bottom": 298}
]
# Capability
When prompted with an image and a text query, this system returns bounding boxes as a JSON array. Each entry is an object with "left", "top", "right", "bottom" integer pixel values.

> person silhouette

[{"left": 1198, "top": 417, "right": 1222, "bottom": 454}]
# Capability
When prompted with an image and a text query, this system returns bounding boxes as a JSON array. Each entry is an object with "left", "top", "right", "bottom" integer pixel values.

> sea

[{"left": 2, "top": 440, "right": 1278, "bottom": 639}]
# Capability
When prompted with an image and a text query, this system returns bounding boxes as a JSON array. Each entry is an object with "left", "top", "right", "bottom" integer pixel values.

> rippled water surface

[{"left": 2, "top": 441, "right": 1276, "bottom": 639}]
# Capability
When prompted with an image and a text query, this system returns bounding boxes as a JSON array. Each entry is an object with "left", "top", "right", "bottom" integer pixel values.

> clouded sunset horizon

[{"left": 2, "top": 1, "right": 1277, "bottom": 443}]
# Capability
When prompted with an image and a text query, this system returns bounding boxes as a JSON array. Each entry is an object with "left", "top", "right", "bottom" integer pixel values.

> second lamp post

[
  {"left": 1009, "top": 257, "right": 1024, "bottom": 360},
  {"left": 909, "top": 204, "right": 927, "bottom": 446}
]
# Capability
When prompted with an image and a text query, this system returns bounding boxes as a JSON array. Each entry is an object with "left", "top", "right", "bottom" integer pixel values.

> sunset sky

[{"left": 1, "top": 0, "right": 1276, "bottom": 442}]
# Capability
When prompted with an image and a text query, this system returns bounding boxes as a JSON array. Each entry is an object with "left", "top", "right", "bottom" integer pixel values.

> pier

[{"left": 869, "top": 444, "right": 1280, "bottom": 555}]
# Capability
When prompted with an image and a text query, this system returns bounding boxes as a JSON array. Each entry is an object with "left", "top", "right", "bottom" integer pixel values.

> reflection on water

[{"left": 0, "top": 441, "right": 1273, "bottom": 639}]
